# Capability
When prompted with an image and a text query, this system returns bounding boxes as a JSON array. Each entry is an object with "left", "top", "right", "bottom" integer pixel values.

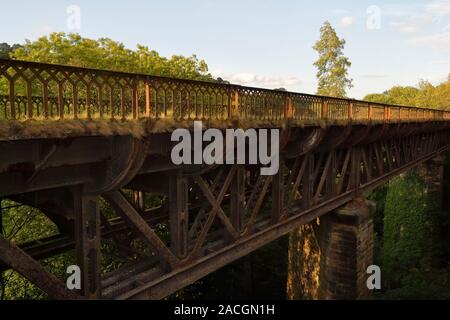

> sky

[{"left": 0, "top": 0, "right": 449, "bottom": 99}]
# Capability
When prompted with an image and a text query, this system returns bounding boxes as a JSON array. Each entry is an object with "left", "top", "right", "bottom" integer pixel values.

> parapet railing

[{"left": 1, "top": 58, "right": 449, "bottom": 122}]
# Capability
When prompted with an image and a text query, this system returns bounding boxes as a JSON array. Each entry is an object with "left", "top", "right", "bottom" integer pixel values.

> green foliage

[
  {"left": 364, "top": 86, "right": 419, "bottom": 106},
  {"left": 365, "top": 186, "right": 387, "bottom": 236},
  {"left": 0, "top": 43, "right": 22, "bottom": 59},
  {"left": 380, "top": 269, "right": 450, "bottom": 299},
  {"left": 364, "top": 185, "right": 388, "bottom": 264},
  {"left": 313, "top": 21, "right": 353, "bottom": 97},
  {"left": 10, "top": 33, "right": 213, "bottom": 81},
  {"left": 364, "top": 75, "right": 450, "bottom": 110},
  {"left": 381, "top": 170, "right": 446, "bottom": 297},
  {"left": 1, "top": 199, "right": 62, "bottom": 300}
]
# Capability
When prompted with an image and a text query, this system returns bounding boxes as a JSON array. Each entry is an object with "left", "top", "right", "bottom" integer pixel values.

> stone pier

[{"left": 287, "top": 198, "right": 375, "bottom": 300}]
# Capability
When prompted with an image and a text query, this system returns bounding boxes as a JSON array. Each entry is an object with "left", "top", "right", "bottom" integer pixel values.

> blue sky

[{"left": 1, "top": 0, "right": 449, "bottom": 98}]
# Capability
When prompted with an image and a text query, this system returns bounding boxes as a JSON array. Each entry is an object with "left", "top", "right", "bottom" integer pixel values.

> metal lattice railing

[{"left": 1, "top": 58, "right": 449, "bottom": 122}]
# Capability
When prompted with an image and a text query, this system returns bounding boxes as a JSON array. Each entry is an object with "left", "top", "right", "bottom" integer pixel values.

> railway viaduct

[{"left": 0, "top": 58, "right": 449, "bottom": 299}]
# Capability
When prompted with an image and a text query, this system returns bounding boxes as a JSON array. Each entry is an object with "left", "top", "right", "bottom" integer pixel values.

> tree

[
  {"left": 286, "top": 21, "right": 354, "bottom": 300},
  {"left": 0, "top": 43, "right": 22, "bottom": 59},
  {"left": 313, "top": 21, "right": 353, "bottom": 97},
  {"left": 10, "top": 33, "right": 212, "bottom": 81},
  {"left": 364, "top": 77, "right": 450, "bottom": 110},
  {"left": 380, "top": 167, "right": 450, "bottom": 299}
]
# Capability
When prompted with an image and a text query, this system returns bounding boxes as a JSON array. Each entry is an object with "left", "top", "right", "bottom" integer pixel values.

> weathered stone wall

[{"left": 287, "top": 198, "right": 375, "bottom": 300}]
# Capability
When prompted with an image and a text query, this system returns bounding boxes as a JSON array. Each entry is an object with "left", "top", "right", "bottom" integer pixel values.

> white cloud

[
  {"left": 409, "top": 30, "right": 450, "bottom": 52},
  {"left": 399, "top": 25, "right": 417, "bottom": 33},
  {"left": 340, "top": 16, "right": 355, "bottom": 27},
  {"left": 212, "top": 71, "right": 301, "bottom": 88},
  {"left": 383, "top": 1, "right": 450, "bottom": 52},
  {"left": 426, "top": 0, "right": 450, "bottom": 19}
]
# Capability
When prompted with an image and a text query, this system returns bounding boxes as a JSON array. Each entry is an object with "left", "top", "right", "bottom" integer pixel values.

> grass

[{"left": 0, "top": 115, "right": 408, "bottom": 141}]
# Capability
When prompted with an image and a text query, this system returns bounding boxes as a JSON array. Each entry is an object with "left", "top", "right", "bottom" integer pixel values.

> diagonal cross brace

[
  {"left": 103, "top": 191, "right": 179, "bottom": 269},
  {"left": 190, "top": 166, "right": 239, "bottom": 257},
  {"left": 0, "top": 234, "right": 81, "bottom": 300}
]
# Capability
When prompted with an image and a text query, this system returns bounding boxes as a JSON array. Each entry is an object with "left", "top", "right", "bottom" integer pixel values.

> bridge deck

[{"left": 1, "top": 58, "right": 449, "bottom": 141}]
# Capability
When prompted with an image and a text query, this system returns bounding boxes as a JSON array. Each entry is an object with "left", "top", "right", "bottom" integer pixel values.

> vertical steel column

[
  {"left": 74, "top": 187, "right": 101, "bottom": 299},
  {"left": 145, "top": 77, "right": 151, "bottom": 117},
  {"left": 271, "top": 159, "right": 284, "bottom": 223},
  {"left": 230, "top": 166, "right": 245, "bottom": 234},
  {"left": 302, "top": 154, "right": 314, "bottom": 210},
  {"left": 169, "top": 171, "right": 189, "bottom": 259},
  {"left": 349, "top": 147, "right": 361, "bottom": 195},
  {"left": 132, "top": 191, "right": 144, "bottom": 212},
  {"left": 325, "top": 151, "right": 337, "bottom": 199}
]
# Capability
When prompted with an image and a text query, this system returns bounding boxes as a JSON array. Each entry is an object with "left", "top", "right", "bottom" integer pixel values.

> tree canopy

[
  {"left": 0, "top": 43, "right": 22, "bottom": 59},
  {"left": 313, "top": 21, "right": 353, "bottom": 97},
  {"left": 10, "top": 33, "right": 213, "bottom": 81},
  {"left": 364, "top": 76, "right": 450, "bottom": 110}
]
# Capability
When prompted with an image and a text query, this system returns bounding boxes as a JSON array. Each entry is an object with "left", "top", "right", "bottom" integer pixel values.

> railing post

[
  {"left": 85, "top": 84, "right": 90, "bottom": 120},
  {"left": 368, "top": 103, "right": 372, "bottom": 120},
  {"left": 348, "top": 101, "right": 353, "bottom": 121},
  {"left": 132, "top": 78, "right": 138, "bottom": 119},
  {"left": 27, "top": 81, "right": 34, "bottom": 119},
  {"left": 229, "top": 88, "right": 239, "bottom": 119},
  {"left": 120, "top": 87, "right": 125, "bottom": 121},
  {"left": 109, "top": 88, "right": 114, "bottom": 120},
  {"left": 98, "top": 87, "right": 103, "bottom": 119},
  {"left": 145, "top": 77, "right": 151, "bottom": 118},
  {"left": 57, "top": 83, "right": 63, "bottom": 119},
  {"left": 384, "top": 105, "right": 391, "bottom": 122},
  {"left": 9, "top": 80, "right": 15, "bottom": 120},
  {"left": 322, "top": 98, "right": 328, "bottom": 120},
  {"left": 284, "top": 95, "right": 293, "bottom": 119}
]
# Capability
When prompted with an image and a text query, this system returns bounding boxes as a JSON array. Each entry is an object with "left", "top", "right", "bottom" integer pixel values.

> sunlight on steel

[{"left": 1, "top": 58, "right": 449, "bottom": 123}]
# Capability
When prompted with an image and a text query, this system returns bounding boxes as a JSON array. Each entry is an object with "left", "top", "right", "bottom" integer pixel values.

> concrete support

[{"left": 287, "top": 198, "right": 375, "bottom": 300}]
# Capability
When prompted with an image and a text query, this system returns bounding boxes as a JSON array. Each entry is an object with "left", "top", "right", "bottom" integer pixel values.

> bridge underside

[{"left": 0, "top": 121, "right": 449, "bottom": 299}]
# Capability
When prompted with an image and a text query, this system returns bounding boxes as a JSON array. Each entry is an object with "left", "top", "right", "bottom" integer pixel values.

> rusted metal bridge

[{"left": 0, "top": 58, "right": 449, "bottom": 299}]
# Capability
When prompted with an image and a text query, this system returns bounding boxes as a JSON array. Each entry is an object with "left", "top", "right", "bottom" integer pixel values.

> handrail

[{"left": 1, "top": 58, "right": 449, "bottom": 122}]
